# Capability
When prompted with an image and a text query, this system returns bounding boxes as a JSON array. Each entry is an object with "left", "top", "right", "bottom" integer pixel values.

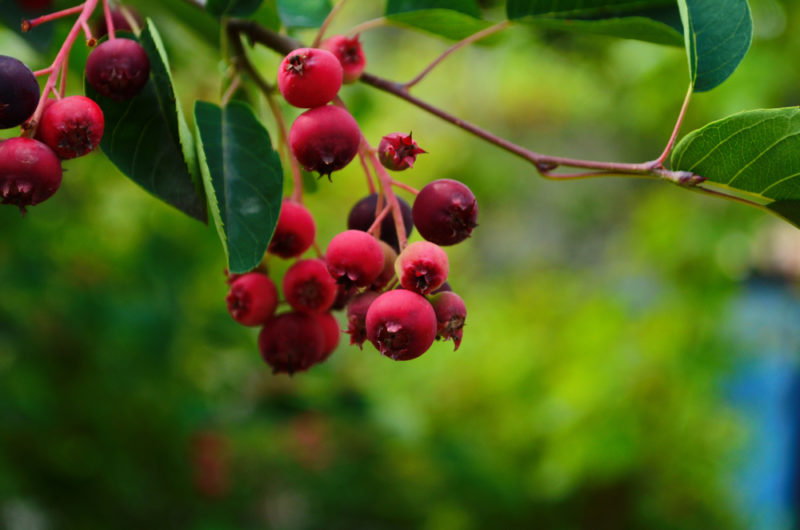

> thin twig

[
  {"left": 651, "top": 83, "right": 693, "bottom": 167},
  {"left": 390, "top": 179, "right": 419, "bottom": 194}
]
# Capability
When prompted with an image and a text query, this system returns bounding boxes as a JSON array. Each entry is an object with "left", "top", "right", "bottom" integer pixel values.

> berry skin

[
  {"left": 429, "top": 291, "right": 466, "bottom": 350},
  {"left": 277, "top": 48, "right": 343, "bottom": 108},
  {"left": 268, "top": 200, "right": 316, "bottom": 258},
  {"left": 0, "top": 137, "right": 62, "bottom": 213},
  {"left": 366, "top": 290, "right": 437, "bottom": 361},
  {"left": 259, "top": 312, "right": 325, "bottom": 375},
  {"left": 314, "top": 312, "right": 341, "bottom": 361},
  {"left": 347, "top": 193, "right": 413, "bottom": 252},
  {"left": 346, "top": 290, "right": 380, "bottom": 349},
  {"left": 372, "top": 241, "right": 398, "bottom": 290},
  {"left": 226, "top": 272, "right": 279, "bottom": 326},
  {"left": 326, "top": 230, "right": 384, "bottom": 289},
  {"left": 289, "top": 105, "right": 361, "bottom": 178},
  {"left": 412, "top": 179, "right": 478, "bottom": 246},
  {"left": 283, "top": 259, "right": 338, "bottom": 314},
  {"left": 0, "top": 55, "right": 40, "bottom": 129},
  {"left": 378, "top": 132, "right": 426, "bottom": 171},
  {"left": 85, "top": 38, "right": 150, "bottom": 101},
  {"left": 321, "top": 35, "right": 366, "bottom": 84},
  {"left": 395, "top": 241, "right": 449, "bottom": 295},
  {"left": 37, "top": 95, "right": 104, "bottom": 159}
]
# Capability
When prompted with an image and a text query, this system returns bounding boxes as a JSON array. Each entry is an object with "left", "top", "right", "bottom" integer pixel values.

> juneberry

[
  {"left": 326, "top": 230, "right": 384, "bottom": 288},
  {"left": 347, "top": 193, "right": 413, "bottom": 251},
  {"left": 86, "top": 38, "right": 150, "bottom": 101},
  {"left": 283, "top": 259, "right": 338, "bottom": 314},
  {"left": 394, "top": 241, "right": 449, "bottom": 295},
  {"left": 268, "top": 200, "right": 316, "bottom": 258},
  {"left": 378, "top": 132, "right": 425, "bottom": 171},
  {"left": 314, "top": 312, "right": 341, "bottom": 361},
  {"left": 0, "top": 137, "right": 62, "bottom": 213},
  {"left": 0, "top": 55, "right": 40, "bottom": 129},
  {"left": 289, "top": 105, "right": 361, "bottom": 178},
  {"left": 37, "top": 95, "right": 104, "bottom": 159},
  {"left": 258, "top": 312, "right": 325, "bottom": 375},
  {"left": 412, "top": 179, "right": 478, "bottom": 246},
  {"left": 226, "top": 272, "right": 279, "bottom": 326},
  {"left": 278, "top": 48, "right": 342, "bottom": 108},
  {"left": 346, "top": 290, "right": 380, "bottom": 348},
  {"left": 365, "top": 290, "right": 437, "bottom": 360},
  {"left": 429, "top": 291, "right": 466, "bottom": 350},
  {"left": 321, "top": 35, "right": 366, "bottom": 84}
]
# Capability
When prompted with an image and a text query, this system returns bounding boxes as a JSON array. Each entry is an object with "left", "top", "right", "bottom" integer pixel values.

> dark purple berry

[
  {"left": 0, "top": 55, "right": 40, "bottom": 129},
  {"left": 347, "top": 193, "right": 413, "bottom": 252},
  {"left": 412, "top": 179, "right": 478, "bottom": 246},
  {"left": 86, "top": 38, "right": 150, "bottom": 101}
]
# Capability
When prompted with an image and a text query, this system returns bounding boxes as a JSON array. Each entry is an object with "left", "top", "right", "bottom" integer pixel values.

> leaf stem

[{"left": 651, "top": 83, "right": 693, "bottom": 167}]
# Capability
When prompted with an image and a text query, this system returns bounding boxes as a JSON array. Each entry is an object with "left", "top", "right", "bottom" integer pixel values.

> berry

[
  {"left": 0, "top": 55, "right": 40, "bottom": 129},
  {"left": 277, "top": 48, "right": 343, "bottom": 108},
  {"left": 412, "top": 179, "right": 478, "bottom": 246},
  {"left": 429, "top": 291, "right": 466, "bottom": 350},
  {"left": 314, "top": 312, "right": 341, "bottom": 361},
  {"left": 259, "top": 312, "right": 325, "bottom": 375},
  {"left": 372, "top": 240, "right": 398, "bottom": 290},
  {"left": 226, "top": 272, "right": 279, "bottom": 326},
  {"left": 289, "top": 105, "right": 361, "bottom": 178},
  {"left": 395, "top": 241, "right": 449, "bottom": 295},
  {"left": 85, "top": 38, "right": 150, "bottom": 101},
  {"left": 326, "top": 230, "right": 384, "bottom": 289},
  {"left": 347, "top": 193, "right": 413, "bottom": 252},
  {"left": 93, "top": 7, "right": 143, "bottom": 38},
  {"left": 378, "top": 132, "right": 426, "bottom": 171},
  {"left": 283, "top": 259, "right": 337, "bottom": 314},
  {"left": 0, "top": 137, "right": 62, "bottom": 213},
  {"left": 365, "top": 290, "right": 437, "bottom": 361},
  {"left": 321, "top": 35, "right": 366, "bottom": 84},
  {"left": 268, "top": 200, "right": 315, "bottom": 258},
  {"left": 37, "top": 95, "right": 104, "bottom": 159},
  {"left": 346, "top": 290, "right": 380, "bottom": 348}
]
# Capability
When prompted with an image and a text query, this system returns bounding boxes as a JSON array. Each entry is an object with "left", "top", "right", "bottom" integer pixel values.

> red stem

[
  {"left": 103, "top": 0, "right": 116, "bottom": 39},
  {"left": 22, "top": 3, "right": 85, "bottom": 32}
]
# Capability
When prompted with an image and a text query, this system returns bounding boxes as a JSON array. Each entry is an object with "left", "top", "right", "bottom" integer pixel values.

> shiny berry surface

[
  {"left": 365, "top": 290, "right": 437, "bottom": 361},
  {"left": 277, "top": 48, "right": 342, "bottom": 108},
  {"left": 86, "top": 38, "right": 150, "bottom": 101},
  {"left": 412, "top": 179, "right": 478, "bottom": 246},
  {"left": 0, "top": 55, "right": 40, "bottom": 129},
  {"left": 0, "top": 137, "right": 62, "bottom": 213},
  {"left": 289, "top": 105, "right": 360, "bottom": 178},
  {"left": 38, "top": 95, "right": 105, "bottom": 159}
]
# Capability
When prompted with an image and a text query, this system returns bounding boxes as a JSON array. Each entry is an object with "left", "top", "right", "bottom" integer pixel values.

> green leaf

[
  {"left": 671, "top": 108, "right": 800, "bottom": 227},
  {"left": 194, "top": 101, "right": 283, "bottom": 274},
  {"left": 523, "top": 14, "right": 682, "bottom": 46},
  {"left": 386, "top": 0, "right": 482, "bottom": 18},
  {"left": 277, "top": 0, "right": 332, "bottom": 28},
  {"left": 206, "top": 0, "right": 263, "bottom": 17},
  {"left": 677, "top": 0, "right": 752, "bottom": 92},
  {"left": 506, "top": 0, "right": 674, "bottom": 18},
  {"left": 387, "top": 9, "right": 494, "bottom": 41},
  {"left": 0, "top": 1, "right": 54, "bottom": 53},
  {"left": 85, "top": 22, "right": 206, "bottom": 222},
  {"left": 252, "top": 0, "right": 282, "bottom": 31}
]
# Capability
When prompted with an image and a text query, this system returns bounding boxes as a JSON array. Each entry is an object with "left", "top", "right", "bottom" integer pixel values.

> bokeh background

[{"left": 2, "top": 0, "right": 800, "bottom": 528}]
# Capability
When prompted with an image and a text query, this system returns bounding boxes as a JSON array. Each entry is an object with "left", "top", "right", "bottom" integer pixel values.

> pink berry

[
  {"left": 429, "top": 291, "right": 466, "bottom": 350},
  {"left": 0, "top": 137, "right": 62, "bottom": 214},
  {"left": 326, "top": 230, "right": 384, "bottom": 289},
  {"left": 378, "top": 132, "right": 426, "bottom": 171},
  {"left": 258, "top": 312, "right": 325, "bottom": 375},
  {"left": 314, "top": 312, "right": 341, "bottom": 361},
  {"left": 289, "top": 105, "right": 361, "bottom": 178},
  {"left": 86, "top": 38, "right": 150, "bottom": 101},
  {"left": 226, "top": 272, "right": 279, "bottom": 326},
  {"left": 320, "top": 34, "right": 366, "bottom": 84},
  {"left": 283, "top": 259, "right": 337, "bottom": 314},
  {"left": 394, "top": 241, "right": 449, "bottom": 295},
  {"left": 268, "top": 200, "right": 316, "bottom": 258},
  {"left": 412, "top": 179, "right": 478, "bottom": 246},
  {"left": 277, "top": 48, "right": 343, "bottom": 108},
  {"left": 37, "top": 95, "right": 104, "bottom": 159},
  {"left": 345, "top": 290, "right": 380, "bottom": 348},
  {"left": 365, "top": 290, "right": 437, "bottom": 361}
]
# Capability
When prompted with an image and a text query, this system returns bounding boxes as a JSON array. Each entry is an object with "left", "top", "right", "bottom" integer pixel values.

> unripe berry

[
  {"left": 37, "top": 95, "right": 104, "bottom": 159},
  {"left": 0, "top": 55, "right": 40, "bottom": 129},
  {"left": 226, "top": 272, "right": 279, "bottom": 326},
  {"left": 268, "top": 200, "right": 315, "bottom": 258},
  {"left": 277, "top": 48, "right": 343, "bottom": 108},
  {"left": 289, "top": 105, "right": 360, "bottom": 178},
  {"left": 372, "top": 240, "right": 398, "bottom": 290},
  {"left": 320, "top": 35, "right": 366, "bottom": 84},
  {"left": 378, "top": 132, "right": 426, "bottom": 171},
  {"left": 429, "top": 291, "right": 466, "bottom": 350},
  {"left": 366, "top": 290, "right": 437, "bottom": 360},
  {"left": 258, "top": 312, "right": 325, "bottom": 374},
  {"left": 395, "top": 241, "right": 449, "bottom": 295},
  {"left": 283, "top": 259, "right": 337, "bottom": 314},
  {"left": 412, "top": 179, "right": 478, "bottom": 245},
  {"left": 314, "top": 312, "right": 341, "bottom": 361},
  {"left": 347, "top": 193, "right": 413, "bottom": 252},
  {"left": 86, "top": 38, "right": 150, "bottom": 101},
  {"left": 326, "top": 230, "right": 384, "bottom": 289},
  {"left": 346, "top": 290, "right": 380, "bottom": 348},
  {"left": 0, "top": 137, "right": 62, "bottom": 213}
]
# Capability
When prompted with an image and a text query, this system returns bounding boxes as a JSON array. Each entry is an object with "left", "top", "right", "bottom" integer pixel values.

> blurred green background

[{"left": 2, "top": 0, "right": 800, "bottom": 528}]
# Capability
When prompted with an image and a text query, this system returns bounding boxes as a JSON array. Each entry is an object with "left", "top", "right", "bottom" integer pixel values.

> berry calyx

[
  {"left": 289, "top": 105, "right": 361, "bottom": 178},
  {"left": 429, "top": 291, "right": 466, "bottom": 350},
  {"left": 0, "top": 137, "right": 62, "bottom": 213},
  {"left": 37, "top": 95, "right": 104, "bottom": 159},
  {"left": 283, "top": 259, "right": 338, "bottom": 314},
  {"left": 85, "top": 38, "right": 150, "bottom": 101},
  {"left": 321, "top": 35, "right": 366, "bottom": 84},
  {"left": 346, "top": 290, "right": 380, "bottom": 349},
  {"left": 347, "top": 193, "right": 413, "bottom": 252},
  {"left": 325, "top": 230, "right": 384, "bottom": 289},
  {"left": 394, "top": 241, "right": 449, "bottom": 295},
  {"left": 0, "top": 55, "right": 40, "bottom": 129},
  {"left": 365, "top": 290, "right": 437, "bottom": 361},
  {"left": 412, "top": 179, "right": 478, "bottom": 246},
  {"left": 277, "top": 48, "right": 343, "bottom": 108},
  {"left": 268, "top": 200, "right": 316, "bottom": 258},
  {"left": 259, "top": 312, "right": 325, "bottom": 375},
  {"left": 378, "top": 132, "right": 426, "bottom": 171},
  {"left": 226, "top": 272, "right": 279, "bottom": 326}
]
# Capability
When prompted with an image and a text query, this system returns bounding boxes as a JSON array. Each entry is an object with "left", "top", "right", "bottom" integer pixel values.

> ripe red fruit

[
  {"left": 37, "top": 95, "right": 104, "bottom": 159},
  {"left": 0, "top": 55, "right": 40, "bottom": 129},
  {"left": 314, "top": 312, "right": 341, "bottom": 361},
  {"left": 277, "top": 48, "right": 343, "bottom": 108},
  {"left": 394, "top": 241, "right": 449, "bottom": 295},
  {"left": 85, "top": 38, "right": 150, "bottom": 101},
  {"left": 326, "top": 230, "right": 384, "bottom": 288},
  {"left": 346, "top": 290, "right": 380, "bottom": 348},
  {"left": 289, "top": 105, "right": 361, "bottom": 178},
  {"left": 378, "top": 132, "right": 426, "bottom": 171},
  {"left": 320, "top": 35, "right": 366, "bottom": 84},
  {"left": 268, "top": 200, "right": 316, "bottom": 258},
  {"left": 365, "top": 290, "right": 437, "bottom": 361},
  {"left": 226, "top": 272, "right": 279, "bottom": 326},
  {"left": 347, "top": 193, "right": 413, "bottom": 252},
  {"left": 283, "top": 259, "right": 338, "bottom": 314},
  {"left": 412, "top": 179, "right": 478, "bottom": 245},
  {"left": 0, "top": 137, "right": 62, "bottom": 213},
  {"left": 429, "top": 291, "right": 466, "bottom": 350},
  {"left": 258, "top": 312, "right": 325, "bottom": 375}
]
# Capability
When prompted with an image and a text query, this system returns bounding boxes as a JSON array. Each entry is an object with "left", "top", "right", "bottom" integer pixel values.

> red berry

[
  {"left": 347, "top": 193, "right": 413, "bottom": 252},
  {"left": 0, "top": 55, "right": 40, "bottom": 129},
  {"left": 226, "top": 272, "right": 279, "bottom": 326},
  {"left": 429, "top": 291, "right": 466, "bottom": 350},
  {"left": 326, "top": 230, "right": 384, "bottom": 289},
  {"left": 86, "top": 38, "right": 150, "bottom": 101},
  {"left": 378, "top": 132, "right": 426, "bottom": 171},
  {"left": 268, "top": 200, "right": 316, "bottom": 258},
  {"left": 320, "top": 35, "right": 366, "bottom": 84},
  {"left": 372, "top": 241, "right": 398, "bottom": 290},
  {"left": 412, "top": 179, "right": 478, "bottom": 246},
  {"left": 283, "top": 259, "right": 337, "bottom": 314},
  {"left": 314, "top": 312, "right": 341, "bottom": 361},
  {"left": 0, "top": 137, "right": 62, "bottom": 213},
  {"left": 366, "top": 290, "right": 437, "bottom": 360},
  {"left": 37, "top": 95, "right": 104, "bottom": 159},
  {"left": 394, "top": 241, "right": 449, "bottom": 295},
  {"left": 346, "top": 290, "right": 380, "bottom": 348},
  {"left": 258, "top": 312, "right": 325, "bottom": 375},
  {"left": 289, "top": 105, "right": 361, "bottom": 178},
  {"left": 277, "top": 48, "right": 343, "bottom": 108}
]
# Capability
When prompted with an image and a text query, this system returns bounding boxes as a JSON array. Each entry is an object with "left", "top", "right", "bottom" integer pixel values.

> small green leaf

[
  {"left": 206, "top": 0, "right": 263, "bottom": 17},
  {"left": 506, "top": 0, "right": 674, "bottom": 19},
  {"left": 386, "top": 0, "right": 482, "bottom": 18},
  {"left": 387, "top": 10, "right": 494, "bottom": 41},
  {"left": 277, "top": 0, "right": 332, "bottom": 28},
  {"left": 523, "top": 14, "right": 682, "bottom": 46},
  {"left": 194, "top": 101, "right": 283, "bottom": 274}
]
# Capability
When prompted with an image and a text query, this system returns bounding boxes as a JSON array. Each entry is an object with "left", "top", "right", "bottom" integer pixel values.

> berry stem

[
  {"left": 312, "top": 0, "right": 348, "bottom": 48},
  {"left": 363, "top": 140, "right": 409, "bottom": 249},
  {"left": 21, "top": 3, "right": 85, "bottom": 32},
  {"left": 102, "top": 0, "right": 116, "bottom": 39},
  {"left": 80, "top": 20, "right": 96, "bottom": 46},
  {"left": 390, "top": 179, "right": 419, "bottom": 195},
  {"left": 367, "top": 204, "right": 391, "bottom": 236},
  {"left": 358, "top": 150, "right": 377, "bottom": 194}
]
